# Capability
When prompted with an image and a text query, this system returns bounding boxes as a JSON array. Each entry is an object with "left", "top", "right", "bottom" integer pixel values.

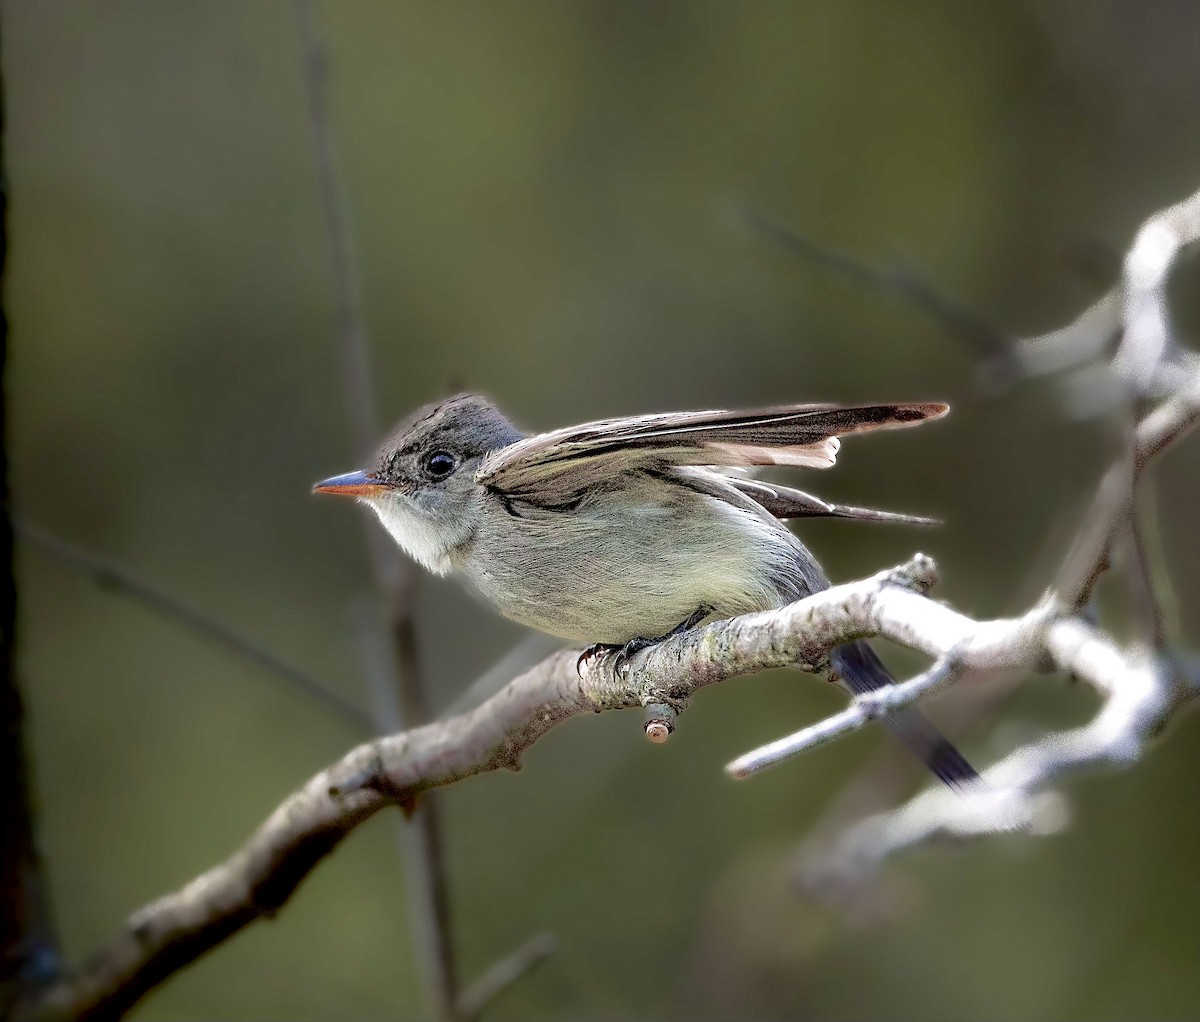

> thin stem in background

[
  {"left": 294, "top": 2, "right": 459, "bottom": 1016},
  {"left": 734, "top": 205, "right": 1018, "bottom": 379},
  {"left": 17, "top": 522, "right": 371, "bottom": 732}
]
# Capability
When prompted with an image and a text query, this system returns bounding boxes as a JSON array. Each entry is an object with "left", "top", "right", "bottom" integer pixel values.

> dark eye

[{"left": 424, "top": 451, "right": 457, "bottom": 479}]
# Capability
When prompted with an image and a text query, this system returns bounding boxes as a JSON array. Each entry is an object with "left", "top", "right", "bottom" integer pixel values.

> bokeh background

[{"left": 6, "top": 2, "right": 1200, "bottom": 1019}]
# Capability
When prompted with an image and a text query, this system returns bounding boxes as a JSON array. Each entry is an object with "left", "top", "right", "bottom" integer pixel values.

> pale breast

[{"left": 454, "top": 473, "right": 813, "bottom": 644}]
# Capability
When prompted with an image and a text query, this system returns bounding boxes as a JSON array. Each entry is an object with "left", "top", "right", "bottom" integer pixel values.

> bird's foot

[
  {"left": 576, "top": 642, "right": 619, "bottom": 677},
  {"left": 610, "top": 635, "right": 657, "bottom": 677},
  {"left": 575, "top": 606, "right": 713, "bottom": 679}
]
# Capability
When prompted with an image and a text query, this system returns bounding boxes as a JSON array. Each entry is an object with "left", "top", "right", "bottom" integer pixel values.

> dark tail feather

[{"left": 830, "top": 640, "right": 979, "bottom": 790}]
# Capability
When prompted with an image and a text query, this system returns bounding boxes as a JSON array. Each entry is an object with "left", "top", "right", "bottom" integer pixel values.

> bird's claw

[
  {"left": 611, "top": 636, "right": 655, "bottom": 677},
  {"left": 576, "top": 607, "right": 712, "bottom": 679},
  {"left": 575, "top": 637, "right": 654, "bottom": 678},
  {"left": 576, "top": 642, "right": 616, "bottom": 677}
]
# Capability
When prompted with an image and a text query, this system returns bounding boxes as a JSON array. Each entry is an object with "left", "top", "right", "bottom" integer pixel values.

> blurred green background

[{"left": 6, "top": 2, "right": 1200, "bottom": 1019}]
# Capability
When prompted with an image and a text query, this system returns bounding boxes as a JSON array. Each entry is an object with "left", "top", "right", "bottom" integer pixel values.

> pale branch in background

[
  {"left": 18, "top": 557, "right": 988, "bottom": 1020},
  {"left": 355, "top": 605, "right": 456, "bottom": 1010},
  {"left": 782, "top": 183, "right": 1200, "bottom": 886},
  {"left": 786, "top": 496, "right": 1092, "bottom": 904},
  {"left": 1012, "top": 185, "right": 1200, "bottom": 420}
]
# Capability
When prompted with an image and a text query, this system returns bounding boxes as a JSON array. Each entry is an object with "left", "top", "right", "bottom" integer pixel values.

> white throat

[{"left": 362, "top": 497, "right": 453, "bottom": 575}]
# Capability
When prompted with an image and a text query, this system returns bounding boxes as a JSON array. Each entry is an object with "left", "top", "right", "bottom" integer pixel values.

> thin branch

[
  {"left": 735, "top": 206, "right": 1016, "bottom": 375},
  {"left": 1016, "top": 185, "right": 1200, "bottom": 396},
  {"left": 440, "top": 633, "right": 563, "bottom": 720},
  {"left": 793, "top": 183, "right": 1200, "bottom": 892},
  {"left": 789, "top": 499, "right": 1089, "bottom": 901},
  {"left": 15, "top": 521, "right": 370, "bottom": 732},
  {"left": 726, "top": 654, "right": 967, "bottom": 779},
  {"left": 1108, "top": 188, "right": 1200, "bottom": 395},
  {"left": 1013, "top": 293, "right": 1121, "bottom": 378},
  {"left": 455, "top": 933, "right": 557, "bottom": 1021},
  {"left": 1055, "top": 328, "right": 1200, "bottom": 610},
  {"left": 824, "top": 619, "right": 1187, "bottom": 875},
  {"left": 357, "top": 608, "right": 457, "bottom": 1020},
  {"left": 23, "top": 556, "right": 949, "bottom": 1020},
  {"left": 294, "top": 0, "right": 376, "bottom": 462},
  {"left": 294, "top": 4, "right": 458, "bottom": 1017},
  {"left": 1120, "top": 423, "right": 1167, "bottom": 650}
]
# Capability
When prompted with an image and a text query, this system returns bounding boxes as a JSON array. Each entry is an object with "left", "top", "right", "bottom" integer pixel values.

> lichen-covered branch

[
  {"left": 29, "top": 495, "right": 1195, "bottom": 1021},
  {"left": 21, "top": 555, "right": 977, "bottom": 1021}
]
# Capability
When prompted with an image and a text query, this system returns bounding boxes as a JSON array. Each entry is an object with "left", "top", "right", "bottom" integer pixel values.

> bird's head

[{"left": 313, "top": 393, "right": 523, "bottom": 573}]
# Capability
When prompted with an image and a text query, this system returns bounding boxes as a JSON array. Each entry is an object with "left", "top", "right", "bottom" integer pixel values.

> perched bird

[{"left": 315, "top": 393, "right": 976, "bottom": 788}]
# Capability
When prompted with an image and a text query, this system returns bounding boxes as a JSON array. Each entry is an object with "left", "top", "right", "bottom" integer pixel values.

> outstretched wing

[{"left": 476, "top": 402, "right": 947, "bottom": 502}]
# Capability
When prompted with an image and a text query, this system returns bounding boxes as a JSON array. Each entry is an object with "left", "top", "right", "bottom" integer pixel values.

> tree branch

[
  {"left": 819, "top": 619, "right": 1191, "bottom": 880},
  {"left": 784, "top": 183, "right": 1200, "bottom": 897},
  {"left": 22, "top": 555, "right": 970, "bottom": 1021},
  {"left": 33, "top": 508, "right": 1194, "bottom": 1021}
]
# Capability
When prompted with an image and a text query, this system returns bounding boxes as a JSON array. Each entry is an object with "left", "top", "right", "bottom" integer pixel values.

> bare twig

[
  {"left": 455, "top": 933, "right": 557, "bottom": 1021},
  {"left": 441, "top": 633, "right": 563, "bottom": 720},
  {"left": 1017, "top": 186, "right": 1200, "bottom": 395},
  {"left": 1055, "top": 336, "right": 1200, "bottom": 610},
  {"left": 1030, "top": 187, "right": 1200, "bottom": 608},
  {"left": 727, "top": 654, "right": 968, "bottom": 778},
  {"left": 294, "top": 0, "right": 376, "bottom": 463},
  {"left": 16, "top": 521, "right": 370, "bottom": 731},
  {"left": 295, "top": 3, "right": 459, "bottom": 1016},
  {"left": 824, "top": 619, "right": 1188, "bottom": 875},
  {"left": 1120, "top": 416, "right": 1168, "bottom": 650},
  {"left": 789, "top": 499, "right": 1088, "bottom": 899},
  {"left": 789, "top": 184, "right": 1200, "bottom": 887},
  {"left": 14, "top": 557, "right": 937, "bottom": 1019},
  {"left": 1013, "top": 293, "right": 1122, "bottom": 378},
  {"left": 357, "top": 608, "right": 457, "bottom": 1019},
  {"left": 736, "top": 206, "right": 1016, "bottom": 374}
]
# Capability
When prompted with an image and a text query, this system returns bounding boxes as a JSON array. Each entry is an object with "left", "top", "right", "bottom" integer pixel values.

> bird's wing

[
  {"left": 728, "top": 477, "right": 940, "bottom": 526},
  {"left": 475, "top": 403, "right": 947, "bottom": 502}
]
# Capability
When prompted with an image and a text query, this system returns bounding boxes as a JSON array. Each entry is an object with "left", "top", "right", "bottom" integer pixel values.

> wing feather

[
  {"left": 728, "top": 477, "right": 940, "bottom": 525},
  {"left": 476, "top": 402, "right": 947, "bottom": 502}
]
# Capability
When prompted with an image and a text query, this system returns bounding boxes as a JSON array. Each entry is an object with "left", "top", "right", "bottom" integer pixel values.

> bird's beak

[{"left": 312, "top": 469, "right": 390, "bottom": 498}]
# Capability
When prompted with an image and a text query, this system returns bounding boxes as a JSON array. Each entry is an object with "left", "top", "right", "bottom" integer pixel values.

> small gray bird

[{"left": 315, "top": 393, "right": 976, "bottom": 789}]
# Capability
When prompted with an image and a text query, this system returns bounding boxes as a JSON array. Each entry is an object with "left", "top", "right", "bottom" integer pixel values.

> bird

[{"left": 314, "top": 392, "right": 977, "bottom": 789}]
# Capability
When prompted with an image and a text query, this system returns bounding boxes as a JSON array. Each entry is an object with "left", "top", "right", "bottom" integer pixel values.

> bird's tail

[{"left": 830, "top": 639, "right": 978, "bottom": 790}]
